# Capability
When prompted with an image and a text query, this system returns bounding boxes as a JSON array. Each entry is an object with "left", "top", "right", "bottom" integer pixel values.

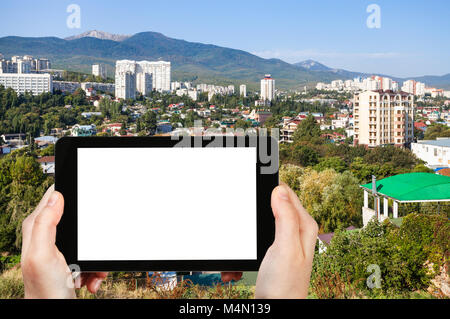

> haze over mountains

[{"left": 0, "top": 30, "right": 449, "bottom": 90}]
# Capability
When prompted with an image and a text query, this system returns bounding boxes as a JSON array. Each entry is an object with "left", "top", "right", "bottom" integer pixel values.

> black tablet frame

[{"left": 55, "top": 136, "right": 278, "bottom": 272}]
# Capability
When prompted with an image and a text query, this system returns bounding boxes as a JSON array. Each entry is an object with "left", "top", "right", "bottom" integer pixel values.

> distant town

[{"left": 0, "top": 53, "right": 449, "bottom": 175}]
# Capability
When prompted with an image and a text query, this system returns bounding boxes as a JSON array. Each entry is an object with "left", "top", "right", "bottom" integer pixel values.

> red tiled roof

[{"left": 37, "top": 156, "right": 55, "bottom": 163}]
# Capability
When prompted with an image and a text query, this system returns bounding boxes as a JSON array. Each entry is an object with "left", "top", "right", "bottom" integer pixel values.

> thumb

[
  {"left": 271, "top": 185, "right": 301, "bottom": 248},
  {"left": 29, "top": 191, "right": 64, "bottom": 255}
]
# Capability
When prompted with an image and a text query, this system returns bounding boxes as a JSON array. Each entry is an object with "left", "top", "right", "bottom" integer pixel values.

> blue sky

[{"left": 0, "top": 0, "right": 449, "bottom": 78}]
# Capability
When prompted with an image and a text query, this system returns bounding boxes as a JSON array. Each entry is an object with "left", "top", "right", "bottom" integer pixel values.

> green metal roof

[{"left": 361, "top": 173, "right": 450, "bottom": 202}]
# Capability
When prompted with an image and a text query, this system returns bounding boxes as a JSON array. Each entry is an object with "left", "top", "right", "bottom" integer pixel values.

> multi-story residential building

[
  {"left": 353, "top": 90, "right": 415, "bottom": 147},
  {"left": 92, "top": 64, "right": 107, "bottom": 79},
  {"left": 411, "top": 138, "right": 450, "bottom": 168},
  {"left": 136, "top": 72, "right": 153, "bottom": 96},
  {"left": 280, "top": 119, "right": 302, "bottom": 143},
  {"left": 261, "top": 74, "right": 275, "bottom": 102},
  {"left": 115, "top": 60, "right": 171, "bottom": 99},
  {"left": 0, "top": 55, "right": 51, "bottom": 74},
  {"left": 240, "top": 84, "right": 247, "bottom": 97},
  {"left": 0, "top": 73, "right": 53, "bottom": 95},
  {"left": 115, "top": 71, "right": 136, "bottom": 99},
  {"left": 53, "top": 81, "right": 81, "bottom": 94},
  {"left": 34, "top": 58, "right": 51, "bottom": 72},
  {"left": 136, "top": 61, "right": 171, "bottom": 92},
  {"left": 402, "top": 80, "right": 426, "bottom": 96},
  {"left": 81, "top": 82, "right": 115, "bottom": 94}
]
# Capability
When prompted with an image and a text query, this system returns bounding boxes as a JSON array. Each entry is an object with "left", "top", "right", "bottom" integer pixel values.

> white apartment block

[
  {"left": 353, "top": 90, "right": 414, "bottom": 147},
  {"left": 136, "top": 72, "right": 153, "bottom": 96},
  {"left": 115, "top": 60, "right": 171, "bottom": 99},
  {"left": 115, "top": 71, "right": 136, "bottom": 100},
  {"left": 0, "top": 73, "right": 53, "bottom": 95},
  {"left": 411, "top": 138, "right": 450, "bottom": 168},
  {"left": 261, "top": 74, "right": 275, "bottom": 102},
  {"left": 53, "top": 81, "right": 81, "bottom": 94},
  {"left": 240, "top": 84, "right": 247, "bottom": 97},
  {"left": 136, "top": 61, "right": 171, "bottom": 92},
  {"left": 92, "top": 64, "right": 107, "bottom": 79},
  {"left": 402, "top": 80, "right": 425, "bottom": 96},
  {"left": 81, "top": 82, "right": 115, "bottom": 94}
]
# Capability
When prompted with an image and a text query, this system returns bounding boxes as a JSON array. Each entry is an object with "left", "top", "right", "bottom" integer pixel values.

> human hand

[
  {"left": 21, "top": 185, "right": 108, "bottom": 299},
  {"left": 255, "top": 184, "right": 318, "bottom": 298}
]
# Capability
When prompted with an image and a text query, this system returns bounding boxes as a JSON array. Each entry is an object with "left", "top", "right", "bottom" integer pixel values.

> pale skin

[{"left": 21, "top": 183, "right": 318, "bottom": 299}]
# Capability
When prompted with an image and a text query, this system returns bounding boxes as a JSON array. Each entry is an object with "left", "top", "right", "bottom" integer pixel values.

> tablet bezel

[{"left": 55, "top": 136, "right": 278, "bottom": 272}]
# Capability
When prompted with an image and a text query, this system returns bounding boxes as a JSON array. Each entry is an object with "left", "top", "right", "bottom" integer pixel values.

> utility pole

[{"left": 372, "top": 175, "right": 378, "bottom": 218}]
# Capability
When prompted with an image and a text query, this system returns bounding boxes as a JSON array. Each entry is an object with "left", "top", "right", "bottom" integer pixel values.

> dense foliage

[
  {"left": 311, "top": 214, "right": 449, "bottom": 298},
  {"left": 0, "top": 148, "right": 53, "bottom": 253}
]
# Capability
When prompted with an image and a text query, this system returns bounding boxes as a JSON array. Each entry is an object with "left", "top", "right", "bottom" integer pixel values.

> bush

[{"left": 311, "top": 214, "right": 450, "bottom": 298}]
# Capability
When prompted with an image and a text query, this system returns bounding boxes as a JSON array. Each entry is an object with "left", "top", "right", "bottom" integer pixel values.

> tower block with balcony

[{"left": 353, "top": 90, "right": 414, "bottom": 148}]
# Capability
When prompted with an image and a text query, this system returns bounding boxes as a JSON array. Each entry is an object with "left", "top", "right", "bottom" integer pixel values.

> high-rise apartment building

[
  {"left": 0, "top": 56, "right": 51, "bottom": 74},
  {"left": 92, "top": 64, "right": 107, "bottom": 79},
  {"left": 261, "top": 74, "right": 275, "bottom": 102},
  {"left": 0, "top": 73, "right": 53, "bottom": 95},
  {"left": 240, "top": 84, "right": 247, "bottom": 97},
  {"left": 136, "top": 61, "right": 171, "bottom": 92},
  {"left": 402, "top": 80, "right": 425, "bottom": 96},
  {"left": 353, "top": 90, "right": 414, "bottom": 147},
  {"left": 136, "top": 72, "right": 153, "bottom": 96},
  {"left": 115, "top": 71, "right": 136, "bottom": 100},
  {"left": 114, "top": 60, "right": 170, "bottom": 99}
]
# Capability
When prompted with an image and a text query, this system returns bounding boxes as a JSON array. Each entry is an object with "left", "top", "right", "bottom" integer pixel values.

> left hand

[{"left": 21, "top": 185, "right": 108, "bottom": 299}]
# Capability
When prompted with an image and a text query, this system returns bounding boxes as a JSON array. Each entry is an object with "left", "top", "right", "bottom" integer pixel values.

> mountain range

[{"left": 0, "top": 30, "right": 449, "bottom": 90}]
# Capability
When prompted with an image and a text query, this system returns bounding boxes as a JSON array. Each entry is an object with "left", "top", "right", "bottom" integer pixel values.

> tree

[
  {"left": 235, "top": 119, "right": 251, "bottom": 130},
  {"left": 424, "top": 123, "right": 450, "bottom": 140},
  {"left": 142, "top": 111, "right": 157, "bottom": 134},
  {"left": 292, "top": 114, "right": 322, "bottom": 144},
  {"left": 314, "top": 156, "right": 347, "bottom": 173},
  {"left": 291, "top": 144, "right": 319, "bottom": 167},
  {"left": 298, "top": 168, "right": 362, "bottom": 233}
]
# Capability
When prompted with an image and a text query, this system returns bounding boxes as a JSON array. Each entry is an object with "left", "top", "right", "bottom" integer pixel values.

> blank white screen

[{"left": 77, "top": 147, "right": 257, "bottom": 261}]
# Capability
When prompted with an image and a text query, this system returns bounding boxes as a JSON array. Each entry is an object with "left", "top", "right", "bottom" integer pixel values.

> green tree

[
  {"left": 314, "top": 156, "right": 347, "bottom": 173},
  {"left": 290, "top": 144, "right": 319, "bottom": 167},
  {"left": 292, "top": 114, "right": 322, "bottom": 144}
]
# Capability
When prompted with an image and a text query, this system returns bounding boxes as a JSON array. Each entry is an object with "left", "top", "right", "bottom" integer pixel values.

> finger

[
  {"left": 282, "top": 183, "right": 319, "bottom": 260},
  {"left": 271, "top": 185, "right": 301, "bottom": 250},
  {"left": 85, "top": 273, "right": 108, "bottom": 294},
  {"left": 28, "top": 191, "right": 64, "bottom": 257},
  {"left": 22, "top": 185, "right": 55, "bottom": 257},
  {"left": 221, "top": 272, "right": 242, "bottom": 283}
]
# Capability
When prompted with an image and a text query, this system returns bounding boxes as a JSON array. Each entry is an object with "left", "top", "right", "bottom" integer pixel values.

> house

[
  {"left": 1, "top": 133, "right": 26, "bottom": 144},
  {"left": 34, "top": 136, "right": 58, "bottom": 148},
  {"left": 37, "top": 156, "right": 55, "bottom": 175},
  {"left": 280, "top": 120, "right": 302, "bottom": 143},
  {"left": 0, "top": 145, "right": 11, "bottom": 155},
  {"left": 71, "top": 124, "right": 96, "bottom": 137},
  {"left": 414, "top": 122, "right": 427, "bottom": 132},
  {"left": 411, "top": 138, "right": 450, "bottom": 168},
  {"left": 103, "top": 123, "right": 123, "bottom": 136}
]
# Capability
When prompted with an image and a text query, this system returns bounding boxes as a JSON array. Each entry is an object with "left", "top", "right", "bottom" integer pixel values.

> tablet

[{"left": 55, "top": 136, "right": 278, "bottom": 272}]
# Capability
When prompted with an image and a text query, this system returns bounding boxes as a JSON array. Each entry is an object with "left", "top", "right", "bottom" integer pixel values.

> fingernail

[
  {"left": 47, "top": 192, "right": 59, "bottom": 207},
  {"left": 277, "top": 185, "right": 290, "bottom": 201}
]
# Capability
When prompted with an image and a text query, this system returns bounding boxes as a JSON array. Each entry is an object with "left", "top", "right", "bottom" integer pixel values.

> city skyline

[{"left": 0, "top": 0, "right": 449, "bottom": 78}]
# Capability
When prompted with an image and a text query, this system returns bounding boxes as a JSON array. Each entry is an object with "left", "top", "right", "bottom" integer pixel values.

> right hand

[{"left": 255, "top": 184, "right": 318, "bottom": 299}]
